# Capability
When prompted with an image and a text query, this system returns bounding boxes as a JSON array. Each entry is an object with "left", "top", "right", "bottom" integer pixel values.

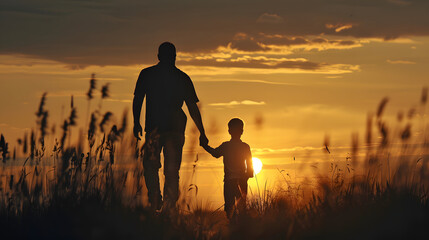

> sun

[{"left": 252, "top": 157, "right": 263, "bottom": 175}]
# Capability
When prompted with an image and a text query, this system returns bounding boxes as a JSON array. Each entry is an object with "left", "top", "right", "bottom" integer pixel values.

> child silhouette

[{"left": 202, "top": 118, "right": 254, "bottom": 219}]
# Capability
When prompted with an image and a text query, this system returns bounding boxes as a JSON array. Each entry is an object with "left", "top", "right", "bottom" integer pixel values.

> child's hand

[{"left": 201, "top": 144, "right": 222, "bottom": 158}]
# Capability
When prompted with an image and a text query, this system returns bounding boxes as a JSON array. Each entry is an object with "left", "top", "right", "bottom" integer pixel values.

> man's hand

[
  {"left": 199, "top": 133, "right": 209, "bottom": 147},
  {"left": 133, "top": 123, "right": 143, "bottom": 140},
  {"left": 187, "top": 102, "right": 209, "bottom": 147}
]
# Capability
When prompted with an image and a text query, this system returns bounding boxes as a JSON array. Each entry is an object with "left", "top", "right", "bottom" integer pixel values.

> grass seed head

[
  {"left": 23, "top": 132, "right": 28, "bottom": 154},
  {"left": 87, "top": 73, "right": 97, "bottom": 100},
  {"left": 376, "top": 97, "right": 389, "bottom": 119},
  {"left": 69, "top": 108, "right": 77, "bottom": 126},
  {"left": 36, "top": 92, "right": 47, "bottom": 117},
  {"left": 401, "top": 124, "right": 411, "bottom": 140},
  {"left": 421, "top": 86, "right": 428, "bottom": 105},
  {"left": 101, "top": 83, "right": 110, "bottom": 99},
  {"left": 366, "top": 114, "right": 373, "bottom": 145},
  {"left": 100, "top": 112, "right": 113, "bottom": 132}
]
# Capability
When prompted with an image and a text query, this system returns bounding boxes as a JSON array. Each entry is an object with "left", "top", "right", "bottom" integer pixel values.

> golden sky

[{"left": 1, "top": 1, "right": 428, "bottom": 202}]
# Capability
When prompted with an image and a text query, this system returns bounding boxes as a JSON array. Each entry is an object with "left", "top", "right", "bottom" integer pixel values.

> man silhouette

[{"left": 133, "top": 42, "right": 208, "bottom": 210}]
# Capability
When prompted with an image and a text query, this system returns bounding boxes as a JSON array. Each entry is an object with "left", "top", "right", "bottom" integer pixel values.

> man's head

[
  {"left": 158, "top": 42, "right": 176, "bottom": 65},
  {"left": 228, "top": 118, "right": 244, "bottom": 139}
]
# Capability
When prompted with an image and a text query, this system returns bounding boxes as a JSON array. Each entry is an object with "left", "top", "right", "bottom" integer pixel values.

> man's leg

[
  {"left": 162, "top": 133, "right": 185, "bottom": 208},
  {"left": 143, "top": 131, "right": 163, "bottom": 210}
]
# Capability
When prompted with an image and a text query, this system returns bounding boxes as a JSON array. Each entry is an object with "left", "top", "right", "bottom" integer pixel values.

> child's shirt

[{"left": 210, "top": 139, "right": 253, "bottom": 180}]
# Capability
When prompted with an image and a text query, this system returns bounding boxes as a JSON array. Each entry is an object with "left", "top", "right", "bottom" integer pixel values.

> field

[{"left": 1, "top": 78, "right": 428, "bottom": 239}]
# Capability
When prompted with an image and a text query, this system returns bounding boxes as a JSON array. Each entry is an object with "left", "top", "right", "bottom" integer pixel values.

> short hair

[
  {"left": 158, "top": 42, "right": 176, "bottom": 57},
  {"left": 228, "top": 118, "right": 244, "bottom": 130}
]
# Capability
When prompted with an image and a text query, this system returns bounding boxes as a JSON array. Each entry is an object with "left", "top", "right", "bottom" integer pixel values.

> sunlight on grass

[{"left": 0, "top": 75, "right": 428, "bottom": 239}]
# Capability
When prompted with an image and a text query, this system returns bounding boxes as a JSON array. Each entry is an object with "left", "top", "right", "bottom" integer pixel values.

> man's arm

[
  {"left": 133, "top": 70, "right": 146, "bottom": 140},
  {"left": 133, "top": 95, "right": 144, "bottom": 140},
  {"left": 187, "top": 102, "right": 208, "bottom": 146}
]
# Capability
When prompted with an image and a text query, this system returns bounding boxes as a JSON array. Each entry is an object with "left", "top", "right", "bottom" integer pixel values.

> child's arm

[
  {"left": 202, "top": 144, "right": 223, "bottom": 158},
  {"left": 245, "top": 145, "right": 254, "bottom": 178}
]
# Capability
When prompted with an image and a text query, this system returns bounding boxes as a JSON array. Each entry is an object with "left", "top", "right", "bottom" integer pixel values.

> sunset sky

[{"left": 1, "top": 1, "right": 428, "bottom": 202}]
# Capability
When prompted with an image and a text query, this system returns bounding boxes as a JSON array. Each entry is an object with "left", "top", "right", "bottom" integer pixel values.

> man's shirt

[
  {"left": 134, "top": 63, "right": 199, "bottom": 133},
  {"left": 210, "top": 139, "right": 253, "bottom": 180}
]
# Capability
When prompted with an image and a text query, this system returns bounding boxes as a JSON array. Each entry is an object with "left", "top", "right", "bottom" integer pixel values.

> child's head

[{"left": 228, "top": 118, "right": 244, "bottom": 138}]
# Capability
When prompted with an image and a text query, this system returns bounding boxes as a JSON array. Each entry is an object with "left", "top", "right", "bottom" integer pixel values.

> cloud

[
  {"left": 0, "top": 123, "right": 28, "bottom": 131},
  {"left": 44, "top": 91, "right": 86, "bottom": 98},
  {"left": 387, "top": 0, "right": 412, "bottom": 6},
  {"left": 252, "top": 146, "right": 323, "bottom": 154},
  {"left": 386, "top": 59, "right": 416, "bottom": 64},
  {"left": 1, "top": 0, "right": 428, "bottom": 66},
  {"left": 209, "top": 100, "right": 266, "bottom": 107},
  {"left": 257, "top": 13, "right": 284, "bottom": 24},
  {"left": 180, "top": 63, "right": 359, "bottom": 75},
  {"left": 325, "top": 75, "right": 343, "bottom": 79},
  {"left": 105, "top": 99, "right": 132, "bottom": 103},
  {"left": 230, "top": 33, "right": 267, "bottom": 51},
  {"left": 227, "top": 33, "right": 362, "bottom": 52},
  {"left": 261, "top": 34, "right": 310, "bottom": 46},
  {"left": 178, "top": 57, "right": 321, "bottom": 70},
  {"left": 178, "top": 57, "right": 360, "bottom": 74},
  {"left": 326, "top": 23, "right": 354, "bottom": 33},
  {"left": 176, "top": 35, "right": 362, "bottom": 73}
]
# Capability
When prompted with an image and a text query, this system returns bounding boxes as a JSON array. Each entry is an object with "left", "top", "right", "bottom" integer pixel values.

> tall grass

[{"left": 0, "top": 76, "right": 428, "bottom": 239}]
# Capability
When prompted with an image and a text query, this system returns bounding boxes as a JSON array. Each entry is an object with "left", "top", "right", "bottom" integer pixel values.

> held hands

[
  {"left": 200, "top": 135, "right": 213, "bottom": 156},
  {"left": 133, "top": 123, "right": 143, "bottom": 140},
  {"left": 199, "top": 133, "right": 209, "bottom": 147}
]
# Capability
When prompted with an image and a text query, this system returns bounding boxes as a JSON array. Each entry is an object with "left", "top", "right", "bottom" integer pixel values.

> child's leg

[
  {"left": 237, "top": 178, "right": 248, "bottom": 212},
  {"left": 224, "top": 179, "right": 236, "bottom": 219}
]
